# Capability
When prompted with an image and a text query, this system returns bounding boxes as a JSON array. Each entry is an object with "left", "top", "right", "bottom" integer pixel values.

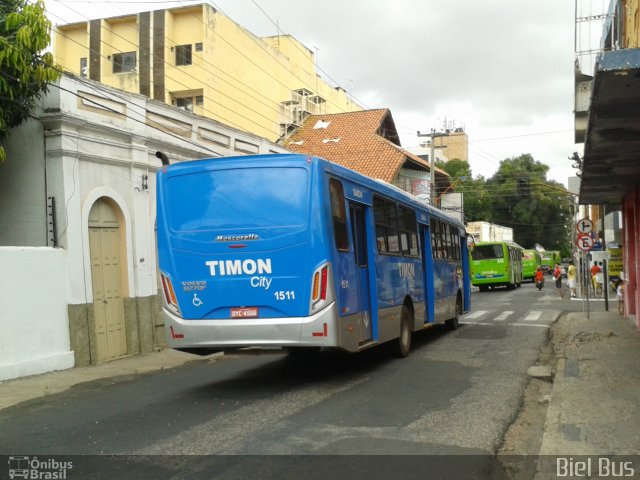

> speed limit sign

[{"left": 577, "top": 234, "right": 594, "bottom": 251}]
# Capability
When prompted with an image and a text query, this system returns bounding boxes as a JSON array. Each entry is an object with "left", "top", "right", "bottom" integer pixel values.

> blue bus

[{"left": 156, "top": 153, "right": 471, "bottom": 357}]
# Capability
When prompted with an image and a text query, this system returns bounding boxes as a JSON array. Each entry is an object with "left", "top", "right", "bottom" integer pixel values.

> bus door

[
  {"left": 461, "top": 235, "right": 472, "bottom": 312},
  {"left": 349, "top": 203, "right": 373, "bottom": 343},
  {"left": 420, "top": 224, "right": 436, "bottom": 324}
]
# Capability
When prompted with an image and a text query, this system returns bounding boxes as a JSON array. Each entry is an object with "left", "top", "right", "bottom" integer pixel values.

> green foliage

[
  {"left": 435, "top": 158, "right": 471, "bottom": 180},
  {"left": 442, "top": 154, "right": 574, "bottom": 255},
  {"left": 0, "top": 0, "right": 59, "bottom": 162}
]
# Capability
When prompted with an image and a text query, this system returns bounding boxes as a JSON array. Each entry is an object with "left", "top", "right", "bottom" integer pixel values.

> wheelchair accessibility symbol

[{"left": 192, "top": 293, "right": 203, "bottom": 307}]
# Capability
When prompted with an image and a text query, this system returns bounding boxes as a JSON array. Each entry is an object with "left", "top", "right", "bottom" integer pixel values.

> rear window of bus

[
  {"left": 165, "top": 167, "right": 309, "bottom": 232},
  {"left": 472, "top": 244, "right": 504, "bottom": 260}
]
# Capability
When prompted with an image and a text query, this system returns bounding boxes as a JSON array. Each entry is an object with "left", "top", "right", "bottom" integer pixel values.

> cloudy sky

[{"left": 45, "top": 0, "right": 590, "bottom": 186}]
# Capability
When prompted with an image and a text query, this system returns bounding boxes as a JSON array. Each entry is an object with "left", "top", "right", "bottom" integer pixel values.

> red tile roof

[{"left": 282, "top": 109, "right": 449, "bottom": 184}]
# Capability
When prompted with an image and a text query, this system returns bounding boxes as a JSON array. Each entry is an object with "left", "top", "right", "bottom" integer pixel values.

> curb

[{"left": 0, "top": 349, "right": 223, "bottom": 411}]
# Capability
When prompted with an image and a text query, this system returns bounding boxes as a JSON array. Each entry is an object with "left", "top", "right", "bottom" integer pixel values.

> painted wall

[
  {"left": 101, "top": 17, "right": 140, "bottom": 93},
  {"left": 433, "top": 131, "right": 469, "bottom": 162},
  {"left": 54, "top": 23, "right": 89, "bottom": 75},
  {"left": 624, "top": 0, "right": 640, "bottom": 48},
  {"left": 0, "top": 247, "right": 75, "bottom": 381},
  {"left": 0, "top": 119, "right": 47, "bottom": 247}
]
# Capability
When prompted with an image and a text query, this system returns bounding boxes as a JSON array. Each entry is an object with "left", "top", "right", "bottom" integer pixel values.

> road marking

[
  {"left": 463, "top": 310, "right": 487, "bottom": 319},
  {"left": 459, "top": 322, "right": 549, "bottom": 328},
  {"left": 494, "top": 311, "right": 514, "bottom": 321},
  {"left": 524, "top": 310, "right": 542, "bottom": 322}
]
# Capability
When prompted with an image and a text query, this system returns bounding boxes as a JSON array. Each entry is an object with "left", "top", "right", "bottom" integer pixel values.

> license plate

[{"left": 230, "top": 307, "right": 259, "bottom": 319}]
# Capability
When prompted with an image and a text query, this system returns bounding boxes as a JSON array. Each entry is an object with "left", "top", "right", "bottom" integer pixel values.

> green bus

[
  {"left": 540, "top": 250, "right": 560, "bottom": 275},
  {"left": 470, "top": 241, "right": 524, "bottom": 291},
  {"left": 523, "top": 249, "right": 542, "bottom": 282}
]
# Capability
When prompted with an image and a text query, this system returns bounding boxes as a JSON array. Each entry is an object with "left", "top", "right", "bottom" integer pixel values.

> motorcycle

[{"left": 536, "top": 278, "right": 545, "bottom": 291}]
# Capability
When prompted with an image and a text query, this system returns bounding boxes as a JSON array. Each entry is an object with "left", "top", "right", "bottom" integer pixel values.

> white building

[
  {"left": 466, "top": 221, "right": 514, "bottom": 243},
  {"left": 0, "top": 74, "right": 288, "bottom": 380}
]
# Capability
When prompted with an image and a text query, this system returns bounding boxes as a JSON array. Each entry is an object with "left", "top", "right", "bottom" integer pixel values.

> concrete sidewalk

[
  {"left": 540, "top": 310, "right": 640, "bottom": 457},
  {"left": 0, "top": 349, "right": 220, "bottom": 411}
]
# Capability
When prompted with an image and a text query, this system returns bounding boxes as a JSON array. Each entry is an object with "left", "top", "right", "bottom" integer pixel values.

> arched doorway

[{"left": 88, "top": 198, "right": 127, "bottom": 363}]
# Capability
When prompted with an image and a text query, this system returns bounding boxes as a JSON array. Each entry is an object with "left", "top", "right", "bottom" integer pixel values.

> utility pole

[{"left": 417, "top": 130, "right": 449, "bottom": 206}]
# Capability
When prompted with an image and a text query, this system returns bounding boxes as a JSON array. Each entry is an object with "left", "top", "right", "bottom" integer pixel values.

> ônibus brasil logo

[{"left": 7, "top": 456, "right": 73, "bottom": 479}]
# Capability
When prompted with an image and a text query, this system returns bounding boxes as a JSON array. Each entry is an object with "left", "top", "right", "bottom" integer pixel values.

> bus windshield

[
  {"left": 165, "top": 167, "right": 309, "bottom": 232},
  {"left": 473, "top": 244, "right": 504, "bottom": 260}
]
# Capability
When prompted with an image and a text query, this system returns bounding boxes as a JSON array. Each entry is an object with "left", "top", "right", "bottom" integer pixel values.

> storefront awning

[{"left": 579, "top": 49, "right": 640, "bottom": 205}]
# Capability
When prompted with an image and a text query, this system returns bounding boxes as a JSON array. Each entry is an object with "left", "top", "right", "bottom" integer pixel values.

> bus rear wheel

[
  {"left": 389, "top": 305, "right": 412, "bottom": 358},
  {"left": 446, "top": 297, "right": 462, "bottom": 331}
]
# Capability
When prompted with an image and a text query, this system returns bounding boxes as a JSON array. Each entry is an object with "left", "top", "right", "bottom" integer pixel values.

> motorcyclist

[{"left": 535, "top": 266, "right": 545, "bottom": 291}]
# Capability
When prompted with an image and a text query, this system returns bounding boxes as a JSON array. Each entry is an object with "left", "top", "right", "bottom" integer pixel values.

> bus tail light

[
  {"left": 161, "top": 273, "right": 181, "bottom": 314},
  {"left": 310, "top": 263, "right": 332, "bottom": 313}
]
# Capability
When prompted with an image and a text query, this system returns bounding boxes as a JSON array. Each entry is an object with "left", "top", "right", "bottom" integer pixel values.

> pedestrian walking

[
  {"left": 616, "top": 275, "right": 625, "bottom": 315},
  {"left": 590, "top": 261, "right": 601, "bottom": 293},
  {"left": 595, "top": 262, "right": 604, "bottom": 296},
  {"left": 553, "top": 263, "right": 563, "bottom": 298},
  {"left": 567, "top": 261, "right": 577, "bottom": 298}
]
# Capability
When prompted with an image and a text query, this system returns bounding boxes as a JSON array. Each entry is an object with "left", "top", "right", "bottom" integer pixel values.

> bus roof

[
  {"left": 474, "top": 240, "right": 525, "bottom": 250},
  {"left": 161, "top": 153, "right": 464, "bottom": 229}
]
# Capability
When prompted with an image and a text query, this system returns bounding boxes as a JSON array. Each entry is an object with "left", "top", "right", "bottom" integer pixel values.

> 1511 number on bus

[{"left": 274, "top": 290, "right": 295, "bottom": 300}]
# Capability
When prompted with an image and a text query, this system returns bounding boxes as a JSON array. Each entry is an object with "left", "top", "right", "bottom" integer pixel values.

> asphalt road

[{"left": 0, "top": 282, "right": 581, "bottom": 479}]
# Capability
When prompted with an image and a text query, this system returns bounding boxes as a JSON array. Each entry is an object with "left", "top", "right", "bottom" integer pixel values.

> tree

[
  {"left": 435, "top": 158, "right": 471, "bottom": 180},
  {"left": 435, "top": 158, "right": 492, "bottom": 222},
  {"left": 444, "top": 154, "right": 573, "bottom": 254},
  {"left": 0, "top": 0, "right": 59, "bottom": 162},
  {"left": 483, "top": 154, "right": 573, "bottom": 254}
]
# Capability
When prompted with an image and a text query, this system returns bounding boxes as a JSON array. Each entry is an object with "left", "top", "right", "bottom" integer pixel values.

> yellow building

[
  {"left": 432, "top": 129, "right": 468, "bottom": 162},
  {"left": 53, "top": 4, "right": 361, "bottom": 142},
  {"left": 623, "top": 0, "right": 640, "bottom": 48}
]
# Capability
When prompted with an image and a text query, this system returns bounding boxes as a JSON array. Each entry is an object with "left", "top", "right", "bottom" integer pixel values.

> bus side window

[
  {"left": 329, "top": 179, "right": 349, "bottom": 252},
  {"left": 443, "top": 223, "right": 452, "bottom": 260},
  {"left": 374, "top": 197, "right": 388, "bottom": 253},
  {"left": 398, "top": 206, "right": 417, "bottom": 257},
  {"left": 430, "top": 219, "right": 441, "bottom": 259},
  {"left": 385, "top": 201, "right": 400, "bottom": 253},
  {"left": 374, "top": 197, "right": 400, "bottom": 254}
]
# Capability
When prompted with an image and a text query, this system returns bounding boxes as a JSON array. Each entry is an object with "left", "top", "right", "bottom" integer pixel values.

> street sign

[
  {"left": 576, "top": 218, "right": 593, "bottom": 234},
  {"left": 591, "top": 251, "right": 610, "bottom": 262},
  {"left": 577, "top": 234, "right": 594, "bottom": 251}
]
